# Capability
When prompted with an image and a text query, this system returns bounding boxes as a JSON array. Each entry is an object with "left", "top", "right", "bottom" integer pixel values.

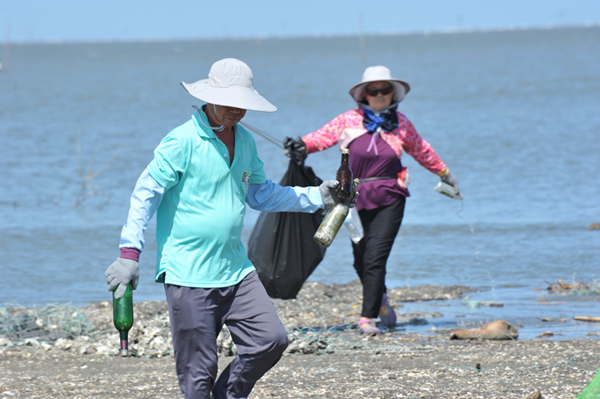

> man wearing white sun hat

[{"left": 104, "top": 58, "right": 343, "bottom": 399}]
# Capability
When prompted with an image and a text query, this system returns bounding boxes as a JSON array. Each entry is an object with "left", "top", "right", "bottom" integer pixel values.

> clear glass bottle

[
  {"left": 112, "top": 283, "right": 134, "bottom": 357},
  {"left": 314, "top": 202, "right": 350, "bottom": 247}
]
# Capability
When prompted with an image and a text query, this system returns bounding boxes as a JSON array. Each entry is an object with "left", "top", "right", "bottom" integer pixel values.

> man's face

[{"left": 213, "top": 105, "right": 247, "bottom": 128}]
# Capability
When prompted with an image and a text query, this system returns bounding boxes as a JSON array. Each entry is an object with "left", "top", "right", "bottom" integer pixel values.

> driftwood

[
  {"left": 449, "top": 320, "right": 519, "bottom": 340},
  {"left": 574, "top": 316, "right": 600, "bottom": 322},
  {"left": 539, "top": 279, "right": 588, "bottom": 292}
]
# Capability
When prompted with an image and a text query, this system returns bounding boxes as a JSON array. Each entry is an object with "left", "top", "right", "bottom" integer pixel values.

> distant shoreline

[{"left": 1, "top": 24, "right": 598, "bottom": 46}]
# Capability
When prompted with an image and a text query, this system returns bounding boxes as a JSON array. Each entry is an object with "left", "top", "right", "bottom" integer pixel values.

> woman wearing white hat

[
  {"left": 285, "top": 65, "right": 461, "bottom": 335},
  {"left": 105, "top": 58, "right": 342, "bottom": 399}
]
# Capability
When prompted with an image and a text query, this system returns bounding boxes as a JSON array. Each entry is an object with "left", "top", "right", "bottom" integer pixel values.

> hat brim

[
  {"left": 181, "top": 79, "right": 277, "bottom": 113},
  {"left": 349, "top": 79, "right": 411, "bottom": 104}
]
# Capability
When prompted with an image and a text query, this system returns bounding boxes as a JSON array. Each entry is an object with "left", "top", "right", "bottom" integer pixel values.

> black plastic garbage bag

[{"left": 247, "top": 161, "right": 327, "bottom": 299}]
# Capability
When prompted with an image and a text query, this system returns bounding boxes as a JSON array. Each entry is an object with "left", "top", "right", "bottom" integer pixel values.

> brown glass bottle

[{"left": 336, "top": 149, "right": 353, "bottom": 202}]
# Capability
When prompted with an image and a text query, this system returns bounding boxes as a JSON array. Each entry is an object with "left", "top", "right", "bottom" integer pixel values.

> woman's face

[{"left": 364, "top": 81, "right": 394, "bottom": 111}]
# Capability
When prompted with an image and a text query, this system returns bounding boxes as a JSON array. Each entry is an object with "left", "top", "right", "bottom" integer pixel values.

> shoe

[
  {"left": 358, "top": 318, "right": 380, "bottom": 335},
  {"left": 379, "top": 293, "right": 396, "bottom": 327}
]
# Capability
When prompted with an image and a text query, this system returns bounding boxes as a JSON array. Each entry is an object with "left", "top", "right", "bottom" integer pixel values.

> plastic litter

[
  {"left": 433, "top": 181, "right": 463, "bottom": 200},
  {"left": 344, "top": 207, "right": 364, "bottom": 244}
]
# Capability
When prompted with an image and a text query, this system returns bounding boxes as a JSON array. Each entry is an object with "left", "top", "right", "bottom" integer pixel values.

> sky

[{"left": 0, "top": 0, "right": 599, "bottom": 43}]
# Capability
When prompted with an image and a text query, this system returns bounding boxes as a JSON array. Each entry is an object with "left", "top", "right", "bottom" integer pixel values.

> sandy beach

[{"left": 1, "top": 281, "right": 599, "bottom": 398}]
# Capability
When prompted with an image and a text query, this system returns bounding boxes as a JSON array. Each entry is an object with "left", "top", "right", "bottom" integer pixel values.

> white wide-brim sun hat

[
  {"left": 348, "top": 65, "right": 411, "bottom": 104},
  {"left": 181, "top": 58, "right": 277, "bottom": 113}
]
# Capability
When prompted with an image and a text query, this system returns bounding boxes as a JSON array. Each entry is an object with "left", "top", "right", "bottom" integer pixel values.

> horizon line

[{"left": 1, "top": 23, "right": 598, "bottom": 45}]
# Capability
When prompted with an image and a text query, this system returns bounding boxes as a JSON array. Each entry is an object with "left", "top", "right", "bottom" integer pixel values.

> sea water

[{"left": 1, "top": 27, "right": 599, "bottom": 340}]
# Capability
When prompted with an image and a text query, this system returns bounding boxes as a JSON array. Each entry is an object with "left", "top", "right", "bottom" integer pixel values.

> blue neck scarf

[{"left": 362, "top": 105, "right": 399, "bottom": 133}]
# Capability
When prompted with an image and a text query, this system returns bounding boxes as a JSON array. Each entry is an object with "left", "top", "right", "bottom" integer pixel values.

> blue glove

[{"left": 105, "top": 258, "right": 139, "bottom": 299}]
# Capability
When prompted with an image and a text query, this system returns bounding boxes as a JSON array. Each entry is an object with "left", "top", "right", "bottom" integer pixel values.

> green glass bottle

[{"left": 112, "top": 283, "right": 133, "bottom": 357}]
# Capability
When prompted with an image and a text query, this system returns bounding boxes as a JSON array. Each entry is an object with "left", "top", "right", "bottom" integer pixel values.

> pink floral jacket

[{"left": 302, "top": 108, "right": 448, "bottom": 177}]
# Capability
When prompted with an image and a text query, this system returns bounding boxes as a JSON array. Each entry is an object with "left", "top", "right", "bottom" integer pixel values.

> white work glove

[
  {"left": 319, "top": 180, "right": 339, "bottom": 208},
  {"left": 105, "top": 258, "right": 139, "bottom": 299},
  {"left": 441, "top": 171, "right": 460, "bottom": 194}
]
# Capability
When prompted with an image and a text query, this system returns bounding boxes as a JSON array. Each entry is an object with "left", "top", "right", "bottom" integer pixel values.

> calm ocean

[{"left": 1, "top": 27, "right": 599, "bottom": 339}]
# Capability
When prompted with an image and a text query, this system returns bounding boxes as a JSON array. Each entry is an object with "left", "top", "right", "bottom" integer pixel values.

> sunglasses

[{"left": 365, "top": 85, "right": 394, "bottom": 96}]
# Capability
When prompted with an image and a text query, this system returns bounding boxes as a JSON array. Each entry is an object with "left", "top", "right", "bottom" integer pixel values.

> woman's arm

[
  {"left": 301, "top": 110, "right": 361, "bottom": 153},
  {"left": 400, "top": 116, "right": 448, "bottom": 175}
]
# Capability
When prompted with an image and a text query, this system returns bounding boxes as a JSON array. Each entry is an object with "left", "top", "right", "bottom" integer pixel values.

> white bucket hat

[
  {"left": 181, "top": 58, "right": 277, "bottom": 112},
  {"left": 348, "top": 65, "right": 410, "bottom": 104}
]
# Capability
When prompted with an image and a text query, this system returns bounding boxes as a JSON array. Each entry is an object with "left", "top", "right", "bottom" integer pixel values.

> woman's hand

[{"left": 441, "top": 171, "right": 460, "bottom": 195}]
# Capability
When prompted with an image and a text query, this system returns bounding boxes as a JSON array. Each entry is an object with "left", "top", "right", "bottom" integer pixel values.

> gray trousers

[{"left": 164, "top": 271, "right": 288, "bottom": 399}]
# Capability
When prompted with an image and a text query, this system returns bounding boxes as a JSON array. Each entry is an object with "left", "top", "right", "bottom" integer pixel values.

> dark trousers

[
  {"left": 164, "top": 271, "right": 288, "bottom": 399},
  {"left": 352, "top": 197, "right": 406, "bottom": 318}
]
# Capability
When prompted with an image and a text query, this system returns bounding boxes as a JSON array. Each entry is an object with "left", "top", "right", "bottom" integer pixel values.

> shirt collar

[
  {"left": 192, "top": 107, "right": 244, "bottom": 141},
  {"left": 192, "top": 109, "right": 217, "bottom": 139}
]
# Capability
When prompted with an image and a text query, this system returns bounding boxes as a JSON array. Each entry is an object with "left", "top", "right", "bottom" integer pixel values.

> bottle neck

[
  {"left": 120, "top": 330, "right": 129, "bottom": 347},
  {"left": 341, "top": 153, "right": 349, "bottom": 166}
]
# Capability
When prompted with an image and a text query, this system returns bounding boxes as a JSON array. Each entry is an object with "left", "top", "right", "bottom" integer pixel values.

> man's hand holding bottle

[{"left": 319, "top": 179, "right": 360, "bottom": 209}]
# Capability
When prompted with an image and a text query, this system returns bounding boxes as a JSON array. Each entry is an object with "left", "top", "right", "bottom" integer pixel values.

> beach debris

[
  {"left": 574, "top": 316, "right": 600, "bottom": 323},
  {"left": 0, "top": 304, "right": 95, "bottom": 341},
  {"left": 387, "top": 283, "right": 474, "bottom": 302},
  {"left": 525, "top": 390, "right": 544, "bottom": 399},
  {"left": 482, "top": 301, "right": 504, "bottom": 307},
  {"left": 543, "top": 280, "right": 585, "bottom": 291},
  {"left": 541, "top": 317, "right": 568, "bottom": 323},
  {"left": 0, "top": 282, "right": 473, "bottom": 358},
  {"left": 537, "top": 331, "right": 554, "bottom": 338},
  {"left": 394, "top": 316, "right": 429, "bottom": 327},
  {"left": 449, "top": 320, "right": 519, "bottom": 340},
  {"left": 467, "top": 300, "right": 480, "bottom": 309},
  {"left": 462, "top": 300, "right": 503, "bottom": 308},
  {"left": 538, "top": 279, "right": 600, "bottom": 295}
]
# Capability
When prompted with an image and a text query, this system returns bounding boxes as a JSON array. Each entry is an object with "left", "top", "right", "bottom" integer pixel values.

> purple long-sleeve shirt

[{"left": 348, "top": 133, "right": 408, "bottom": 211}]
